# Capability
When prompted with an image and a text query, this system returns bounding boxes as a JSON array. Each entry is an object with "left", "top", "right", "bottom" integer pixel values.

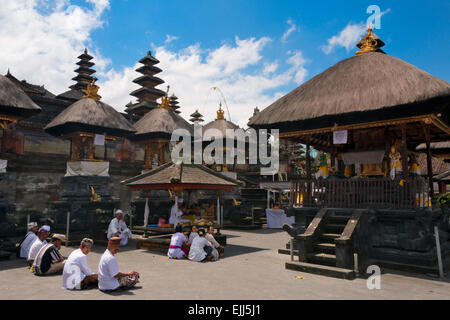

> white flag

[
  {"left": 144, "top": 197, "right": 150, "bottom": 226},
  {"left": 94, "top": 134, "right": 105, "bottom": 146}
]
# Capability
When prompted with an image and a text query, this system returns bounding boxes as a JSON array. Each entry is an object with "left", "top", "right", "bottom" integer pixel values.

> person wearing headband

[
  {"left": 17, "top": 222, "right": 39, "bottom": 259},
  {"left": 107, "top": 209, "right": 132, "bottom": 246},
  {"left": 169, "top": 198, "right": 190, "bottom": 226},
  {"left": 27, "top": 225, "right": 50, "bottom": 266},
  {"left": 98, "top": 237, "right": 139, "bottom": 291}
]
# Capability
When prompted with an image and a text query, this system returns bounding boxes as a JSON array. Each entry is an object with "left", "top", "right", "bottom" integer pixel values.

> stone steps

[
  {"left": 278, "top": 248, "right": 300, "bottom": 256},
  {"left": 286, "top": 261, "right": 356, "bottom": 280},
  {"left": 314, "top": 243, "right": 336, "bottom": 254}
]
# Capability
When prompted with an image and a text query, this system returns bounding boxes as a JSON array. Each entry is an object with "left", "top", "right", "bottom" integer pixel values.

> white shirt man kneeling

[
  {"left": 98, "top": 237, "right": 140, "bottom": 292},
  {"left": 107, "top": 209, "right": 132, "bottom": 246},
  {"left": 62, "top": 238, "right": 98, "bottom": 290}
]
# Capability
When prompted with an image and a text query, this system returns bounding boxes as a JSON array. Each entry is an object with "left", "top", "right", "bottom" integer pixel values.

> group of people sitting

[
  {"left": 17, "top": 217, "right": 139, "bottom": 292},
  {"left": 167, "top": 224, "right": 225, "bottom": 262}
]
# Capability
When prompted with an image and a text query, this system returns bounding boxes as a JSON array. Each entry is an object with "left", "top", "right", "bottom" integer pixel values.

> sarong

[{"left": 119, "top": 273, "right": 140, "bottom": 288}]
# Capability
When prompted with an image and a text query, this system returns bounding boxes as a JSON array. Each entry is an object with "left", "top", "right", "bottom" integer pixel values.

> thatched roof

[
  {"left": 0, "top": 74, "right": 41, "bottom": 118},
  {"left": 417, "top": 153, "right": 450, "bottom": 175},
  {"left": 122, "top": 162, "right": 238, "bottom": 190},
  {"left": 5, "top": 71, "right": 55, "bottom": 98},
  {"left": 416, "top": 141, "right": 450, "bottom": 151},
  {"left": 44, "top": 97, "right": 136, "bottom": 137},
  {"left": 130, "top": 107, "right": 193, "bottom": 142},
  {"left": 56, "top": 89, "right": 85, "bottom": 102},
  {"left": 248, "top": 52, "right": 450, "bottom": 130}
]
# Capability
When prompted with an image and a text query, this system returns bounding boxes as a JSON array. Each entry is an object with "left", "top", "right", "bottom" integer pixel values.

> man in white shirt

[
  {"left": 18, "top": 222, "right": 39, "bottom": 259},
  {"left": 169, "top": 198, "right": 190, "bottom": 226},
  {"left": 98, "top": 237, "right": 139, "bottom": 292},
  {"left": 188, "top": 229, "right": 218, "bottom": 262},
  {"left": 62, "top": 238, "right": 98, "bottom": 290},
  {"left": 205, "top": 226, "right": 225, "bottom": 257},
  {"left": 107, "top": 209, "right": 132, "bottom": 246},
  {"left": 27, "top": 225, "right": 50, "bottom": 266},
  {"left": 188, "top": 225, "right": 199, "bottom": 244}
]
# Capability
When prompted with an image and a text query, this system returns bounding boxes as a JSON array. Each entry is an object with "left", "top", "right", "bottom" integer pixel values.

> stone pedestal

[{"left": 51, "top": 175, "right": 120, "bottom": 244}]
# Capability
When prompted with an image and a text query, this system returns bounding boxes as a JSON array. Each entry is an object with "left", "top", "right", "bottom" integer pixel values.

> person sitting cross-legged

[
  {"left": 188, "top": 225, "right": 199, "bottom": 244},
  {"left": 167, "top": 225, "right": 190, "bottom": 259},
  {"left": 32, "top": 234, "right": 66, "bottom": 276},
  {"left": 107, "top": 209, "right": 132, "bottom": 247},
  {"left": 62, "top": 238, "right": 98, "bottom": 290},
  {"left": 98, "top": 237, "right": 140, "bottom": 292},
  {"left": 205, "top": 226, "right": 225, "bottom": 257},
  {"left": 188, "top": 229, "right": 219, "bottom": 262},
  {"left": 18, "top": 222, "right": 39, "bottom": 260},
  {"left": 27, "top": 225, "right": 50, "bottom": 267}
]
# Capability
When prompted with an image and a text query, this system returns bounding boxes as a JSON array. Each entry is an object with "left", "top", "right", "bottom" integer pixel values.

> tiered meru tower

[
  {"left": 126, "top": 51, "right": 166, "bottom": 117},
  {"left": 70, "top": 49, "right": 96, "bottom": 91},
  {"left": 169, "top": 94, "right": 181, "bottom": 114},
  {"left": 57, "top": 49, "right": 96, "bottom": 102},
  {"left": 190, "top": 110, "right": 204, "bottom": 124}
]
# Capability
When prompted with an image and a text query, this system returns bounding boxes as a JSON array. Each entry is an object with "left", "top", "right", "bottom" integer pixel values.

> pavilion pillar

[
  {"left": 329, "top": 133, "right": 336, "bottom": 170},
  {"left": 306, "top": 142, "right": 311, "bottom": 200},
  {"left": 401, "top": 125, "right": 409, "bottom": 179},
  {"left": 424, "top": 125, "right": 434, "bottom": 196}
]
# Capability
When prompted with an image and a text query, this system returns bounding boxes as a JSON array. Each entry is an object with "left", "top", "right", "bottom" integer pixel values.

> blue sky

[
  {"left": 0, "top": 0, "right": 449, "bottom": 127},
  {"left": 90, "top": 0, "right": 449, "bottom": 80}
]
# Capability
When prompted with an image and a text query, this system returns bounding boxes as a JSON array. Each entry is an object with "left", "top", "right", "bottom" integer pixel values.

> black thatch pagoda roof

[
  {"left": 169, "top": 94, "right": 181, "bottom": 114},
  {"left": 190, "top": 109, "right": 204, "bottom": 123},
  {"left": 44, "top": 97, "right": 136, "bottom": 138},
  {"left": 126, "top": 51, "right": 166, "bottom": 116},
  {"left": 248, "top": 29, "right": 450, "bottom": 132},
  {"left": 5, "top": 71, "right": 55, "bottom": 98},
  {"left": 0, "top": 74, "right": 41, "bottom": 118},
  {"left": 122, "top": 162, "right": 238, "bottom": 190},
  {"left": 130, "top": 107, "right": 193, "bottom": 142},
  {"left": 57, "top": 49, "right": 96, "bottom": 102}
]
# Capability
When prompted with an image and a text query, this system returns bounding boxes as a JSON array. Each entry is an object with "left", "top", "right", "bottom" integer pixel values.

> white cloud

[
  {"left": 287, "top": 51, "right": 308, "bottom": 83},
  {"left": 322, "top": 22, "right": 366, "bottom": 54},
  {"left": 0, "top": 1, "right": 310, "bottom": 128},
  {"left": 165, "top": 34, "right": 179, "bottom": 43},
  {"left": 323, "top": 9, "right": 391, "bottom": 55},
  {"left": 0, "top": 0, "right": 110, "bottom": 94},
  {"left": 263, "top": 62, "right": 279, "bottom": 75},
  {"left": 281, "top": 19, "right": 297, "bottom": 43}
]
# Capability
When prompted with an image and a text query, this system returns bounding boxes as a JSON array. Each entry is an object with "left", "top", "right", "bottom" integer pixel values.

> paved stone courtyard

[{"left": 0, "top": 228, "right": 449, "bottom": 300}]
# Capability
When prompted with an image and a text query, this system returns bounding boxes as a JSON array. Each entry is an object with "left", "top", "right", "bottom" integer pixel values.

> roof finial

[
  {"left": 216, "top": 102, "right": 225, "bottom": 120},
  {"left": 355, "top": 26, "right": 385, "bottom": 56},
  {"left": 84, "top": 48, "right": 88, "bottom": 54},
  {"left": 158, "top": 85, "right": 172, "bottom": 110},
  {"left": 83, "top": 78, "right": 101, "bottom": 101}
]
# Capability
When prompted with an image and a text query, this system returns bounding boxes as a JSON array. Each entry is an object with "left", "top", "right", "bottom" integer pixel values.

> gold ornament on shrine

[
  {"left": 158, "top": 86, "right": 172, "bottom": 111},
  {"left": 216, "top": 103, "right": 225, "bottom": 120},
  {"left": 83, "top": 78, "right": 101, "bottom": 101},
  {"left": 356, "top": 27, "right": 379, "bottom": 56}
]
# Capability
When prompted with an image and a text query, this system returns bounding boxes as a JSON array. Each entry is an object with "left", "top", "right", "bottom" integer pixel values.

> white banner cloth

[
  {"left": 65, "top": 161, "right": 110, "bottom": 177},
  {"left": 0, "top": 160, "right": 7, "bottom": 173},
  {"left": 266, "top": 208, "right": 295, "bottom": 229}
]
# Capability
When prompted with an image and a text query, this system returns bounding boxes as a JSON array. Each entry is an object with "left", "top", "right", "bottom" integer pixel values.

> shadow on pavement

[
  {"left": 100, "top": 285, "right": 142, "bottom": 296},
  {"left": 222, "top": 244, "right": 269, "bottom": 258},
  {"left": 0, "top": 256, "right": 31, "bottom": 271},
  {"left": 224, "top": 228, "right": 285, "bottom": 235}
]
